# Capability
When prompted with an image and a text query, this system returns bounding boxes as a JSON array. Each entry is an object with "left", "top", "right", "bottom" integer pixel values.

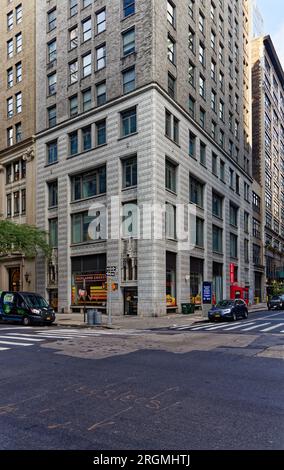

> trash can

[
  {"left": 181, "top": 303, "right": 195, "bottom": 314},
  {"left": 87, "top": 309, "right": 96, "bottom": 325},
  {"left": 94, "top": 309, "right": 102, "bottom": 325}
]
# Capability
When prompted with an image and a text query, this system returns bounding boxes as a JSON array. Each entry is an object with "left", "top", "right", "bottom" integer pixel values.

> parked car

[
  {"left": 0, "top": 291, "right": 56, "bottom": 326},
  {"left": 208, "top": 299, "right": 248, "bottom": 322},
  {"left": 267, "top": 294, "right": 284, "bottom": 310}
]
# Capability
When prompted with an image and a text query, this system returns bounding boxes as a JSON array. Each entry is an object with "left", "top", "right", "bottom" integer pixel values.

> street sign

[
  {"left": 202, "top": 281, "right": 212, "bottom": 304},
  {"left": 106, "top": 265, "right": 117, "bottom": 277}
]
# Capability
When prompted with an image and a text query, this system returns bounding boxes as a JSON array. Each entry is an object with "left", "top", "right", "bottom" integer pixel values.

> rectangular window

[
  {"left": 47, "top": 140, "right": 58, "bottom": 164},
  {"left": 49, "top": 219, "right": 58, "bottom": 248},
  {"left": 212, "top": 192, "right": 223, "bottom": 218},
  {"left": 168, "top": 73, "right": 175, "bottom": 99},
  {"left": 165, "top": 159, "right": 176, "bottom": 193},
  {"left": 122, "top": 28, "right": 135, "bottom": 56},
  {"left": 16, "top": 33, "right": 22, "bottom": 53},
  {"left": 167, "top": 1, "right": 175, "bottom": 26},
  {"left": 82, "top": 88, "right": 92, "bottom": 111},
  {"left": 167, "top": 35, "right": 175, "bottom": 64},
  {"left": 15, "top": 92, "right": 22, "bottom": 113},
  {"left": 123, "top": 0, "right": 135, "bottom": 18},
  {"left": 122, "top": 157, "right": 137, "bottom": 189},
  {"left": 230, "top": 203, "right": 238, "bottom": 227},
  {"left": 14, "top": 191, "right": 20, "bottom": 216},
  {"left": 71, "top": 212, "right": 97, "bottom": 244},
  {"left": 123, "top": 67, "right": 135, "bottom": 94},
  {"left": 7, "top": 39, "right": 13, "bottom": 58},
  {"left": 69, "top": 95, "right": 78, "bottom": 117},
  {"left": 16, "top": 62, "right": 22, "bottom": 82},
  {"left": 69, "top": 131, "right": 78, "bottom": 156},
  {"left": 230, "top": 233, "right": 238, "bottom": 258},
  {"left": 48, "top": 9, "right": 56, "bottom": 31},
  {"left": 69, "top": 26, "right": 78, "bottom": 49},
  {"left": 213, "top": 225, "right": 223, "bottom": 253},
  {"left": 82, "top": 18, "right": 92, "bottom": 42},
  {"left": 82, "top": 53, "right": 92, "bottom": 77},
  {"left": 48, "top": 181, "right": 58, "bottom": 208},
  {"left": 16, "top": 4, "right": 23, "bottom": 24},
  {"left": 200, "top": 142, "right": 206, "bottom": 166},
  {"left": 15, "top": 122, "right": 22, "bottom": 142},
  {"left": 69, "top": 60, "right": 78, "bottom": 83},
  {"left": 166, "top": 204, "right": 176, "bottom": 239},
  {"left": 96, "top": 120, "right": 106, "bottom": 146},
  {"left": 7, "top": 194, "right": 12, "bottom": 217},
  {"left": 82, "top": 126, "right": 92, "bottom": 151},
  {"left": 48, "top": 106, "right": 56, "bottom": 127},
  {"left": 121, "top": 108, "right": 137, "bottom": 137},
  {"left": 21, "top": 189, "right": 26, "bottom": 215},
  {"left": 196, "top": 217, "right": 204, "bottom": 248},
  {"left": 48, "top": 39, "right": 56, "bottom": 63},
  {"left": 189, "top": 132, "right": 196, "bottom": 158},
  {"left": 83, "top": 0, "right": 92, "bottom": 7},
  {"left": 96, "top": 9, "right": 106, "bottom": 33},
  {"left": 48, "top": 73, "right": 57, "bottom": 95},
  {"left": 7, "top": 97, "right": 13, "bottom": 118},
  {"left": 71, "top": 166, "right": 106, "bottom": 201},
  {"left": 7, "top": 68, "right": 13, "bottom": 88},
  {"left": 96, "top": 44, "right": 106, "bottom": 70},
  {"left": 190, "top": 176, "right": 204, "bottom": 208},
  {"left": 70, "top": 0, "right": 78, "bottom": 17},
  {"left": 7, "top": 127, "right": 13, "bottom": 147},
  {"left": 96, "top": 81, "right": 106, "bottom": 106},
  {"left": 7, "top": 11, "right": 13, "bottom": 31}
]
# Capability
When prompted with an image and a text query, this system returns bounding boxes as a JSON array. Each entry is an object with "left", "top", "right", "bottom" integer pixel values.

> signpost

[
  {"left": 202, "top": 281, "right": 213, "bottom": 319},
  {"left": 106, "top": 266, "right": 118, "bottom": 326}
]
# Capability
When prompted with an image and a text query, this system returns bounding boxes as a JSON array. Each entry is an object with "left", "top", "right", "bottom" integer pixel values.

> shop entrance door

[
  {"left": 9, "top": 267, "right": 20, "bottom": 292},
  {"left": 124, "top": 288, "right": 138, "bottom": 316}
]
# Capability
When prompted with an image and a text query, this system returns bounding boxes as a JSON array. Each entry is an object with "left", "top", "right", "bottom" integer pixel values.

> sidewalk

[{"left": 54, "top": 302, "right": 268, "bottom": 330}]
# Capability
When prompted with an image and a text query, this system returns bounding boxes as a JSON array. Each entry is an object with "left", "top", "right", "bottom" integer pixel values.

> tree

[{"left": 0, "top": 220, "right": 51, "bottom": 258}]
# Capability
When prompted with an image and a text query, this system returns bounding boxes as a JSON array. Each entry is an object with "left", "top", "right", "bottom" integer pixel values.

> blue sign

[{"left": 202, "top": 282, "right": 212, "bottom": 304}]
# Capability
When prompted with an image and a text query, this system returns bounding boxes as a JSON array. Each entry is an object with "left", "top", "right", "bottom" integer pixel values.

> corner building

[{"left": 36, "top": 0, "right": 254, "bottom": 316}]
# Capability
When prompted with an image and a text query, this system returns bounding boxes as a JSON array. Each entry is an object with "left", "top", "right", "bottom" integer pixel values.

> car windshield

[
  {"left": 216, "top": 300, "right": 234, "bottom": 308},
  {"left": 23, "top": 294, "right": 49, "bottom": 308},
  {"left": 272, "top": 296, "right": 280, "bottom": 301}
]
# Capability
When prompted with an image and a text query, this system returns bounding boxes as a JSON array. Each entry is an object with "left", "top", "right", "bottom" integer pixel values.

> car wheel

[
  {"left": 243, "top": 310, "right": 248, "bottom": 319},
  {"left": 232, "top": 312, "right": 237, "bottom": 322},
  {"left": 22, "top": 316, "right": 31, "bottom": 326}
]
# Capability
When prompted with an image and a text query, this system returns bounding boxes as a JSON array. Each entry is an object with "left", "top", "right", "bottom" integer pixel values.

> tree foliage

[{"left": 0, "top": 220, "right": 51, "bottom": 259}]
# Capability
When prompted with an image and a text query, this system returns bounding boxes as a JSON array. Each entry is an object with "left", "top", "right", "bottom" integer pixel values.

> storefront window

[{"left": 166, "top": 251, "right": 176, "bottom": 307}]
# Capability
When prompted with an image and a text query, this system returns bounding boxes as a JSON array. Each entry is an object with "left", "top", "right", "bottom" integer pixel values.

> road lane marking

[
  {"left": 260, "top": 323, "right": 284, "bottom": 332},
  {"left": 0, "top": 347, "right": 9, "bottom": 351},
  {"left": 241, "top": 323, "right": 271, "bottom": 332}
]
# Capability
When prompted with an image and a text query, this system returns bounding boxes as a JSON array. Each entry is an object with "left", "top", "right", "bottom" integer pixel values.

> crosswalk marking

[
  {"left": 205, "top": 321, "right": 248, "bottom": 331},
  {"left": 222, "top": 322, "right": 257, "bottom": 331},
  {"left": 260, "top": 323, "right": 284, "bottom": 332},
  {"left": 0, "top": 335, "right": 44, "bottom": 342},
  {"left": 0, "top": 340, "right": 33, "bottom": 347},
  {"left": 241, "top": 323, "right": 271, "bottom": 332}
]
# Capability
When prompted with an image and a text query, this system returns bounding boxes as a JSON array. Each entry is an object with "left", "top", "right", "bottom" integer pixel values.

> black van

[{"left": 0, "top": 291, "right": 56, "bottom": 326}]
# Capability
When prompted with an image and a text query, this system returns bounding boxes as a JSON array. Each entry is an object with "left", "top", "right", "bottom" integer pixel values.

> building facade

[
  {"left": 252, "top": 36, "right": 284, "bottom": 295},
  {"left": 0, "top": 0, "right": 37, "bottom": 292},
  {"left": 36, "top": 0, "right": 255, "bottom": 316}
]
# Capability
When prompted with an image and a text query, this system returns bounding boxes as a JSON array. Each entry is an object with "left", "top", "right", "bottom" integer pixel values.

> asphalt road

[{"left": 0, "top": 312, "right": 283, "bottom": 450}]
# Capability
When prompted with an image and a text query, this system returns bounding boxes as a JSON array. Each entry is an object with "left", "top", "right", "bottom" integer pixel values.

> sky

[{"left": 257, "top": 0, "right": 284, "bottom": 68}]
